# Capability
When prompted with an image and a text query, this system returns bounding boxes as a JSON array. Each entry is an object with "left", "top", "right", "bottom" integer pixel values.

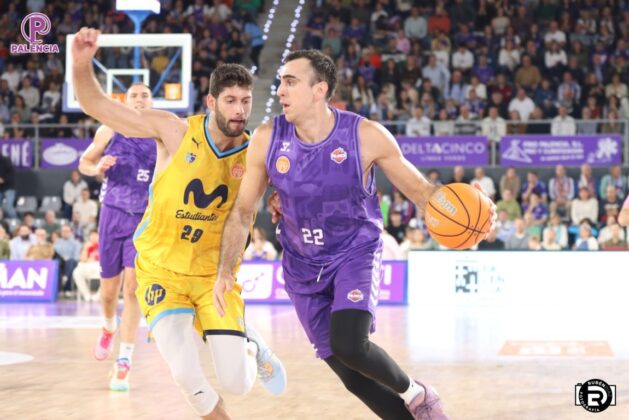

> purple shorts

[
  {"left": 98, "top": 204, "right": 143, "bottom": 278},
  {"left": 283, "top": 241, "right": 383, "bottom": 359}
]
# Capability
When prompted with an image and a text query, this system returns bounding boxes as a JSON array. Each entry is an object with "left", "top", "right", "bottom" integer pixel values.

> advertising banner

[
  {"left": 0, "top": 139, "right": 33, "bottom": 168},
  {"left": 40, "top": 138, "right": 92, "bottom": 169},
  {"left": 0, "top": 260, "right": 59, "bottom": 302},
  {"left": 396, "top": 136, "right": 488, "bottom": 167}
]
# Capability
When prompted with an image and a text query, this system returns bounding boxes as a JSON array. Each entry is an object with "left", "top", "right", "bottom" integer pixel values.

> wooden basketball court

[{"left": 1, "top": 302, "right": 627, "bottom": 419}]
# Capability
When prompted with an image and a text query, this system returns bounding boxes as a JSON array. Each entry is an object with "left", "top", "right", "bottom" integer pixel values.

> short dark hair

[
  {"left": 209, "top": 64, "right": 253, "bottom": 98},
  {"left": 284, "top": 50, "right": 337, "bottom": 100}
]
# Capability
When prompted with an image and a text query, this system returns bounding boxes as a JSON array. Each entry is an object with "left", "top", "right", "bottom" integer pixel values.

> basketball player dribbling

[
  {"left": 71, "top": 28, "right": 286, "bottom": 419},
  {"left": 79, "top": 83, "right": 156, "bottom": 391},
  {"left": 218, "top": 50, "right": 495, "bottom": 420}
]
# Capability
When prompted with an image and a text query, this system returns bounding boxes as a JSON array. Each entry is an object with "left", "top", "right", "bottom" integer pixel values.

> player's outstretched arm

[
  {"left": 215, "top": 122, "right": 273, "bottom": 316},
  {"left": 71, "top": 28, "right": 185, "bottom": 150},
  {"left": 79, "top": 125, "right": 115, "bottom": 177},
  {"left": 360, "top": 120, "right": 439, "bottom": 212}
]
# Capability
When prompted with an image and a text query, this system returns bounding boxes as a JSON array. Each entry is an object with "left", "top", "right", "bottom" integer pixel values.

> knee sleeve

[
  {"left": 329, "top": 310, "right": 371, "bottom": 362},
  {"left": 152, "top": 313, "right": 219, "bottom": 416},
  {"left": 207, "top": 334, "right": 257, "bottom": 395}
]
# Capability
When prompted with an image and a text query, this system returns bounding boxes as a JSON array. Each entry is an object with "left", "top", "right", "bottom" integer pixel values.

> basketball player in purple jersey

[
  {"left": 218, "top": 50, "right": 494, "bottom": 419},
  {"left": 79, "top": 83, "right": 156, "bottom": 391}
]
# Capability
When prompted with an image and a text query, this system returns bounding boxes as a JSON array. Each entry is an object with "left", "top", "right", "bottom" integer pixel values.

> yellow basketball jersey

[{"left": 134, "top": 114, "right": 249, "bottom": 276}]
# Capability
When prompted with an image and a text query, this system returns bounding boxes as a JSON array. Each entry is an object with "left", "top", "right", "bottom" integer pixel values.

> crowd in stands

[
  {"left": 304, "top": 0, "right": 629, "bottom": 138},
  {"left": 0, "top": 0, "right": 265, "bottom": 138},
  {"left": 380, "top": 163, "right": 629, "bottom": 256}
]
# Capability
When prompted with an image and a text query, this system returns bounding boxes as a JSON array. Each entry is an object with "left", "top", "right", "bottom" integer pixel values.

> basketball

[{"left": 424, "top": 183, "right": 492, "bottom": 250}]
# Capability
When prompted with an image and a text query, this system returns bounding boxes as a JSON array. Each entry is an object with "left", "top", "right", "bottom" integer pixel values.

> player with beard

[{"left": 71, "top": 28, "right": 285, "bottom": 419}]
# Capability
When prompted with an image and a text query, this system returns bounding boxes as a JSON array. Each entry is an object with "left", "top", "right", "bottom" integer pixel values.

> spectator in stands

[
  {"left": 481, "top": 106, "right": 506, "bottom": 145},
  {"left": 0, "top": 154, "right": 16, "bottom": 218},
  {"left": 73, "top": 188, "right": 98, "bottom": 239},
  {"left": 527, "top": 235, "right": 542, "bottom": 250},
  {"left": 10, "top": 95, "right": 30, "bottom": 123},
  {"left": 422, "top": 54, "right": 450, "bottom": 96},
  {"left": 0, "top": 224, "right": 9, "bottom": 259},
  {"left": 571, "top": 186, "right": 599, "bottom": 227},
  {"left": 505, "top": 218, "right": 529, "bottom": 250},
  {"left": 470, "top": 167, "right": 496, "bottom": 201},
  {"left": 606, "top": 74, "right": 628, "bottom": 100},
  {"left": 25, "top": 228, "right": 54, "bottom": 260},
  {"left": 433, "top": 109, "right": 455, "bottom": 135},
  {"left": 73, "top": 230, "right": 101, "bottom": 301},
  {"left": 521, "top": 170, "right": 548, "bottom": 204},
  {"left": 472, "top": 54, "right": 495, "bottom": 86},
  {"left": 386, "top": 210, "right": 406, "bottom": 244},
  {"left": 601, "top": 110, "right": 622, "bottom": 134},
  {"left": 525, "top": 107, "right": 549, "bottom": 134},
  {"left": 17, "top": 78, "right": 40, "bottom": 110},
  {"left": 54, "top": 224, "right": 81, "bottom": 296},
  {"left": 543, "top": 212, "right": 569, "bottom": 249},
  {"left": 599, "top": 185, "right": 623, "bottom": 226},
  {"left": 404, "top": 7, "right": 427, "bottom": 40},
  {"left": 9, "top": 224, "right": 36, "bottom": 260},
  {"left": 451, "top": 43, "right": 474, "bottom": 74},
  {"left": 41, "top": 209, "right": 60, "bottom": 238},
  {"left": 523, "top": 193, "right": 548, "bottom": 228},
  {"left": 243, "top": 13, "right": 265, "bottom": 74},
  {"left": 499, "top": 167, "right": 522, "bottom": 200},
  {"left": 447, "top": 70, "right": 468, "bottom": 105},
  {"left": 0, "top": 97, "right": 10, "bottom": 125},
  {"left": 577, "top": 107, "right": 598, "bottom": 134},
  {"left": 405, "top": 107, "right": 431, "bottom": 136},
  {"left": 0, "top": 63, "right": 20, "bottom": 92},
  {"left": 69, "top": 211, "right": 86, "bottom": 242},
  {"left": 599, "top": 165, "right": 626, "bottom": 201},
  {"left": 515, "top": 55, "right": 542, "bottom": 91},
  {"left": 573, "top": 223, "right": 599, "bottom": 250},
  {"left": 243, "top": 227, "right": 278, "bottom": 261},
  {"left": 508, "top": 88, "right": 535, "bottom": 122},
  {"left": 381, "top": 229, "right": 404, "bottom": 260},
  {"left": 400, "top": 220, "right": 435, "bottom": 257},
  {"left": 577, "top": 163, "right": 597, "bottom": 199},
  {"left": 62, "top": 170, "right": 88, "bottom": 219},
  {"left": 477, "top": 228, "right": 504, "bottom": 250},
  {"left": 466, "top": 75, "right": 487, "bottom": 101},
  {"left": 22, "top": 212, "right": 36, "bottom": 233},
  {"left": 534, "top": 78, "right": 557, "bottom": 117},
  {"left": 598, "top": 217, "right": 625, "bottom": 244},
  {"left": 426, "top": 170, "right": 442, "bottom": 186},
  {"left": 455, "top": 105, "right": 477, "bottom": 135},
  {"left": 498, "top": 39, "right": 520, "bottom": 74},
  {"left": 544, "top": 41, "right": 568, "bottom": 82},
  {"left": 541, "top": 228, "right": 562, "bottom": 250},
  {"left": 449, "top": 165, "right": 470, "bottom": 184},
  {"left": 600, "top": 222, "right": 627, "bottom": 250},
  {"left": 548, "top": 164, "right": 575, "bottom": 218},
  {"left": 496, "top": 189, "right": 521, "bottom": 220},
  {"left": 551, "top": 105, "right": 576, "bottom": 135},
  {"left": 495, "top": 209, "right": 515, "bottom": 242}
]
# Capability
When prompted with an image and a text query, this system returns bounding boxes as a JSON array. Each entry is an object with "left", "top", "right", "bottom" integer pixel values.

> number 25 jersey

[{"left": 134, "top": 114, "right": 249, "bottom": 276}]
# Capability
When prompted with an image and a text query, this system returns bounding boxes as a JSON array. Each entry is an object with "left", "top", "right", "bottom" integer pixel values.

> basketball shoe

[
  {"left": 246, "top": 326, "right": 287, "bottom": 395},
  {"left": 407, "top": 381, "right": 450, "bottom": 420},
  {"left": 93, "top": 327, "right": 116, "bottom": 361},
  {"left": 110, "top": 358, "right": 131, "bottom": 391}
]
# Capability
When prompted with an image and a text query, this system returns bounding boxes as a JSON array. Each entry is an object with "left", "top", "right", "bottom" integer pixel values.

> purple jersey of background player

[
  {"left": 99, "top": 132, "right": 156, "bottom": 214},
  {"left": 266, "top": 107, "right": 382, "bottom": 263}
]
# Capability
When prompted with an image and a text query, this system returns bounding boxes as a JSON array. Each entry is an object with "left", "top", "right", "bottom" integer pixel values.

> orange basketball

[{"left": 424, "top": 183, "right": 492, "bottom": 250}]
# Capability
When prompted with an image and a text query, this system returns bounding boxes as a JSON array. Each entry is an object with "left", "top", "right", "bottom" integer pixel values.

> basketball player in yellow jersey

[{"left": 71, "top": 28, "right": 286, "bottom": 419}]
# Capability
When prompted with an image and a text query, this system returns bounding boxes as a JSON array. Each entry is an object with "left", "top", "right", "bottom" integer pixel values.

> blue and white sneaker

[{"left": 246, "top": 325, "right": 287, "bottom": 395}]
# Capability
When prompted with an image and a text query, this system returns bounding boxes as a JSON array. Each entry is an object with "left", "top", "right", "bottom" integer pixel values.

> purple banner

[
  {"left": 0, "top": 139, "right": 33, "bottom": 168},
  {"left": 396, "top": 136, "right": 488, "bottom": 167},
  {"left": 40, "top": 138, "right": 92, "bottom": 169},
  {"left": 239, "top": 261, "right": 407, "bottom": 304},
  {"left": 0, "top": 260, "right": 58, "bottom": 302},
  {"left": 500, "top": 135, "right": 622, "bottom": 167}
]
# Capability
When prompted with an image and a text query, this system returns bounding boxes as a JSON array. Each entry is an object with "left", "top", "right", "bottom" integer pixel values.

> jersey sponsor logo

[
  {"left": 183, "top": 179, "right": 228, "bottom": 209},
  {"left": 185, "top": 152, "right": 196, "bottom": 163},
  {"left": 331, "top": 147, "right": 347, "bottom": 164},
  {"left": 231, "top": 163, "right": 244, "bottom": 179},
  {"left": 145, "top": 283, "right": 166, "bottom": 306},
  {"left": 347, "top": 289, "right": 364, "bottom": 303},
  {"left": 280, "top": 141, "right": 291, "bottom": 152},
  {"left": 191, "top": 137, "right": 201, "bottom": 148},
  {"left": 276, "top": 156, "right": 290, "bottom": 174},
  {"left": 175, "top": 210, "right": 218, "bottom": 222}
]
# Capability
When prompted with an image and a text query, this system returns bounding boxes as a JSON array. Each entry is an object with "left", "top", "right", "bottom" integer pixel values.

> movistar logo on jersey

[{"left": 183, "top": 179, "right": 228, "bottom": 209}]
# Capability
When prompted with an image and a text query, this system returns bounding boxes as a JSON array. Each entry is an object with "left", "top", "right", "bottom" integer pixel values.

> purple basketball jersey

[
  {"left": 266, "top": 108, "right": 383, "bottom": 263},
  {"left": 99, "top": 132, "right": 156, "bottom": 214}
]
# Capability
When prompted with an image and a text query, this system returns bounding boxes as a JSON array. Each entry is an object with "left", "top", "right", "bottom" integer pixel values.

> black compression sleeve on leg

[
  {"left": 329, "top": 309, "right": 411, "bottom": 393},
  {"left": 324, "top": 355, "right": 413, "bottom": 420}
]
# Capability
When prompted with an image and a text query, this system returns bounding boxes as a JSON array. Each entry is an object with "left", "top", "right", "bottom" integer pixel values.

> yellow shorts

[{"left": 135, "top": 256, "right": 245, "bottom": 338}]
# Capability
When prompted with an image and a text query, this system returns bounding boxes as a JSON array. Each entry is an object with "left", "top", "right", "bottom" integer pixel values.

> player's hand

[
  {"left": 267, "top": 191, "right": 282, "bottom": 224},
  {"left": 213, "top": 272, "right": 236, "bottom": 317},
  {"left": 72, "top": 27, "right": 101, "bottom": 67},
  {"left": 472, "top": 183, "right": 497, "bottom": 239},
  {"left": 96, "top": 155, "right": 117, "bottom": 176}
]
